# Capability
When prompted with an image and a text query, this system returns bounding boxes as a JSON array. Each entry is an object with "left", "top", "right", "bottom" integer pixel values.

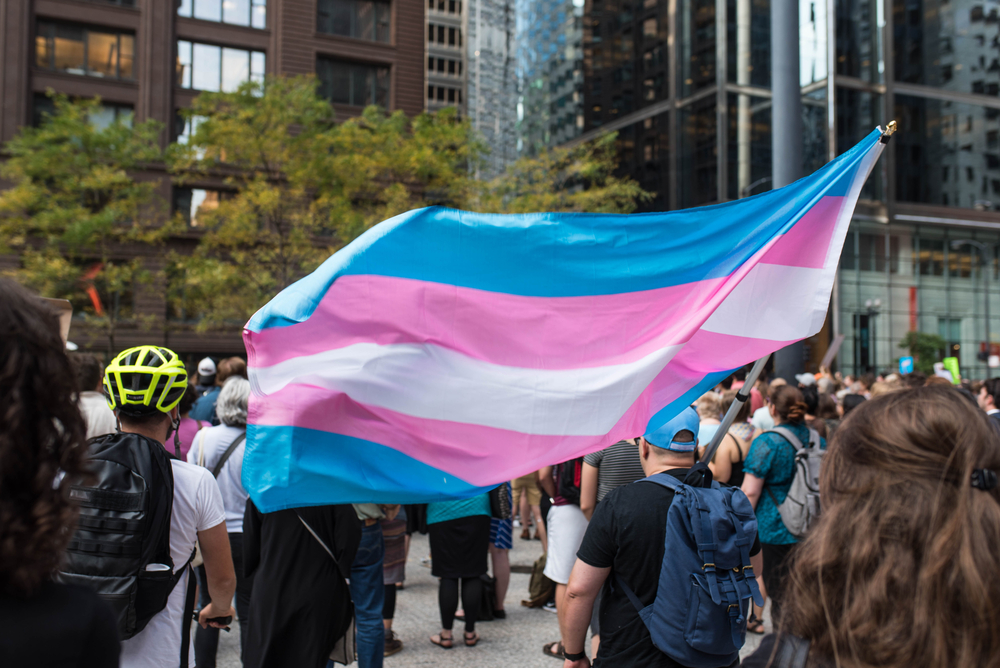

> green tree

[
  {"left": 166, "top": 75, "right": 652, "bottom": 328},
  {"left": 474, "top": 132, "right": 653, "bottom": 214},
  {"left": 899, "top": 330, "right": 947, "bottom": 374},
  {"left": 0, "top": 94, "right": 165, "bottom": 350},
  {"left": 166, "top": 77, "right": 485, "bottom": 328}
]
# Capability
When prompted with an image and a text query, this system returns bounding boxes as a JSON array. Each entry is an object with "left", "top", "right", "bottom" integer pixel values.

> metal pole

[
  {"left": 770, "top": 0, "right": 804, "bottom": 382},
  {"left": 985, "top": 250, "right": 990, "bottom": 377},
  {"left": 701, "top": 355, "right": 771, "bottom": 465}
]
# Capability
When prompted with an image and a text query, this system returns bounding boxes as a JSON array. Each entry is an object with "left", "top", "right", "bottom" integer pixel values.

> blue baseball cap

[{"left": 643, "top": 406, "right": 700, "bottom": 452}]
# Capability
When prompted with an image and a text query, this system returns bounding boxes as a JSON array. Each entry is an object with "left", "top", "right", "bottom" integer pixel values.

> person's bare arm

[
  {"left": 708, "top": 434, "right": 736, "bottom": 484},
  {"left": 197, "top": 521, "right": 237, "bottom": 628},
  {"left": 579, "top": 463, "right": 599, "bottom": 521},
  {"left": 538, "top": 466, "right": 556, "bottom": 498},
  {"left": 741, "top": 473, "right": 765, "bottom": 510},
  {"left": 560, "top": 560, "right": 610, "bottom": 668}
]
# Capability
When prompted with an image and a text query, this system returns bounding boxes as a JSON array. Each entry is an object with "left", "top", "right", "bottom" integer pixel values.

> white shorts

[{"left": 543, "top": 503, "right": 589, "bottom": 585}]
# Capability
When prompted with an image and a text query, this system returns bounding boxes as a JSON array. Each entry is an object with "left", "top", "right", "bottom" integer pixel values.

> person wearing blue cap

[{"left": 555, "top": 406, "right": 761, "bottom": 668}]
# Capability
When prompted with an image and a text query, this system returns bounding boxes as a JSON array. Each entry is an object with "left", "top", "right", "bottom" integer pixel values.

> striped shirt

[{"left": 584, "top": 440, "right": 646, "bottom": 502}]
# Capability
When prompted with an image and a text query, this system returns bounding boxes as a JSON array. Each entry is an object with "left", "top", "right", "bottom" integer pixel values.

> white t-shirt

[
  {"left": 120, "top": 459, "right": 226, "bottom": 668},
  {"left": 79, "top": 391, "right": 117, "bottom": 440},
  {"left": 187, "top": 424, "right": 248, "bottom": 533}
]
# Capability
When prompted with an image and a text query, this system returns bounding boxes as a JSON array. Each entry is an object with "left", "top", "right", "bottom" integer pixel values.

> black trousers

[
  {"left": 438, "top": 576, "right": 482, "bottom": 633},
  {"left": 195, "top": 532, "right": 255, "bottom": 667},
  {"left": 761, "top": 542, "right": 795, "bottom": 628}
]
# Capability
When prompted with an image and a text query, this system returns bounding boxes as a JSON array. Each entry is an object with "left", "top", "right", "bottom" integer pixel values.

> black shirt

[
  {"left": 576, "top": 467, "right": 761, "bottom": 668},
  {"left": 0, "top": 580, "right": 119, "bottom": 667}
]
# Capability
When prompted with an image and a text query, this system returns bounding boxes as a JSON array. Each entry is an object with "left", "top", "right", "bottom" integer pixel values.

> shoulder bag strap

[
  {"left": 296, "top": 512, "right": 340, "bottom": 568},
  {"left": 806, "top": 428, "right": 822, "bottom": 449},
  {"left": 210, "top": 432, "right": 247, "bottom": 479}
]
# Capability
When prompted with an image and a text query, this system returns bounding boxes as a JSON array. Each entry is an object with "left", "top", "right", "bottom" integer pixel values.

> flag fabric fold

[{"left": 243, "top": 127, "right": 886, "bottom": 511}]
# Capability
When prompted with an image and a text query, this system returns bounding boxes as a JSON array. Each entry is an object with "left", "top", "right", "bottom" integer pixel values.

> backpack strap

[
  {"left": 210, "top": 432, "right": 247, "bottom": 479},
  {"left": 769, "top": 426, "right": 805, "bottom": 452},
  {"left": 179, "top": 561, "right": 197, "bottom": 668},
  {"left": 643, "top": 472, "right": 724, "bottom": 605}
]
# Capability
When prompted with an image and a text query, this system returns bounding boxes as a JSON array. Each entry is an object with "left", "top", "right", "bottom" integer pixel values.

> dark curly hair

[{"left": 0, "top": 278, "right": 90, "bottom": 597}]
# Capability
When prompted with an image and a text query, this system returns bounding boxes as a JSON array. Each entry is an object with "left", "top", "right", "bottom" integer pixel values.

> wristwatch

[{"left": 564, "top": 650, "right": 587, "bottom": 661}]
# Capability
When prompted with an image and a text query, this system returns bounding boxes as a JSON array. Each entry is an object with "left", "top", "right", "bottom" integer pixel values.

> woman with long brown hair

[
  {"left": 741, "top": 384, "right": 824, "bottom": 621},
  {"left": 0, "top": 278, "right": 119, "bottom": 665},
  {"left": 743, "top": 385, "right": 1000, "bottom": 667}
]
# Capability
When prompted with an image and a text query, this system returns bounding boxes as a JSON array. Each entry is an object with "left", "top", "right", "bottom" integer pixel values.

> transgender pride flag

[{"left": 242, "top": 127, "right": 887, "bottom": 511}]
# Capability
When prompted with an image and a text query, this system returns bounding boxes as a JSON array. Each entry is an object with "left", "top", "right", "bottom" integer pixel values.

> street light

[
  {"left": 951, "top": 239, "right": 991, "bottom": 373},
  {"left": 865, "top": 298, "right": 881, "bottom": 373}
]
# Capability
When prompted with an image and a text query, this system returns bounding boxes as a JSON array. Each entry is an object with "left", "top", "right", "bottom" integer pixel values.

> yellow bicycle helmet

[{"left": 104, "top": 346, "right": 188, "bottom": 416}]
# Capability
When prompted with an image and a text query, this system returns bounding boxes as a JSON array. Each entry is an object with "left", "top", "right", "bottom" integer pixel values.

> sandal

[
  {"left": 746, "top": 613, "right": 765, "bottom": 635},
  {"left": 464, "top": 631, "right": 480, "bottom": 647},
  {"left": 430, "top": 633, "right": 453, "bottom": 649},
  {"left": 542, "top": 641, "right": 565, "bottom": 659}
]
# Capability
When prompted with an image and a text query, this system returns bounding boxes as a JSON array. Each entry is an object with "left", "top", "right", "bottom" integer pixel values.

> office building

[
  {"left": 0, "top": 0, "right": 425, "bottom": 356},
  {"left": 466, "top": 0, "right": 517, "bottom": 175},
  {"left": 516, "top": 0, "right": 584, "bottom": 154},
  {"left": 574, "top": 0, "right": 1000, "bottom": 378}
]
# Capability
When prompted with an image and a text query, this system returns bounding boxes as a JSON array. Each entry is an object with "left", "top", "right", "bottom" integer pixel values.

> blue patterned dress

[
  {"left": 743, "top": 422, "right": 826, "bottom": 545},
  {"left": 489, "top": 482, "right": 513, "bottom": 549}
]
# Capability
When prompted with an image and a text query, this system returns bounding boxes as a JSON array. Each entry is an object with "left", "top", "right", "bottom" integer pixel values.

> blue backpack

[{"left": 616, "top": 470, "right": 764, "bottom": 668}]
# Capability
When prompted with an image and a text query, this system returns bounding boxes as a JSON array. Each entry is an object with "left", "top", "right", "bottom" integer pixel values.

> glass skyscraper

[{"left": 558, "top": 0, "right": 1000, "bottom": 377}]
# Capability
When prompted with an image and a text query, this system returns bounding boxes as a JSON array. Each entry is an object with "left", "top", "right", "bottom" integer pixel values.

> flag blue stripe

[
  {"left": 247, "top": 129, "right": 881, "bottom": 333},
  {"left": 243, "top": 424, "right": 492, "bottom": 510}
]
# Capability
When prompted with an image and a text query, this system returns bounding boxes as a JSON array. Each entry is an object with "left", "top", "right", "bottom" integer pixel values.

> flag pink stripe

[
  {"left": 248, "top": 273, "right": 731, "bottom": 371},
  {"left": 249, "top": 329, "right": 790, "bottom": 485},
  {"left": 758, "top": 196, "right": 844, "bottom": 269},
  {"left": 248, "top": 196, "right": 843, "bottom": 372}
]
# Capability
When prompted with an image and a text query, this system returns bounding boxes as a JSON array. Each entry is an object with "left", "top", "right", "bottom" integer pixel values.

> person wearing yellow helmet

[
  {"left": 62, "top": 344, "right": 237, "bottom": 668},
  {"left": 104, "top": 345, "right": 190, "bottom": 454}
]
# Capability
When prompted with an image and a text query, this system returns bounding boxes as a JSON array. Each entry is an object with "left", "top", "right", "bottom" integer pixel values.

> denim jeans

[{"left": 340, "top": 523, "right": 385, "bottom": 668}]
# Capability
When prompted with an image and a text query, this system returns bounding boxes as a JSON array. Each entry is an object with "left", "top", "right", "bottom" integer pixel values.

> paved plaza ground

[{"left": 214, "top": 522, "right": 769, "bottom": 667}]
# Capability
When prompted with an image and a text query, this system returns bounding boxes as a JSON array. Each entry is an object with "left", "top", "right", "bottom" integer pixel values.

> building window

[
  {"left": 176, "top": 41, "right": 265, "bottom": 92},
  {"left": 33, "top": 94, "right": 133, "bottom": 128},
  {"left": 177, "top": 0, "right": 266, "bottom": 29},
  {"left": 427, "top": 85, "right": 461, "bottom": 104},
  {"left": 173, "top": 187, "right": 224, "bottom": 227},
  {"left": 317, "top": 0, "right": 390, "bottom": 42},
  {"left": 100, "top": 0, "right": 136, "bottom": 5},
  {"left": 35, "top": 22, "right": 134, "bottom": 80},
  {"left": 317, "top": 57, "right": 389, "bottom": 107}
]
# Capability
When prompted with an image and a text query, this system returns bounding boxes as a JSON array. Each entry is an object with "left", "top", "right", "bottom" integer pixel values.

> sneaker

[
  {"left": 513, "top": 518, "right": 522, "bottom": 528},
  {"left": 420, "top": 556, "right": 432, "bottom": 568},
  {"left": 385, "top": 631, "right": 404, "bottom": 657},
  {"left": 542, "top": 602, "right": 557, "bottom": 613}
]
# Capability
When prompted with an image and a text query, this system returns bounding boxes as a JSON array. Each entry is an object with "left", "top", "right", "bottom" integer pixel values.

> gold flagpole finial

[{"left": 879, "top": 120, "right": 898, "bottom": 144}]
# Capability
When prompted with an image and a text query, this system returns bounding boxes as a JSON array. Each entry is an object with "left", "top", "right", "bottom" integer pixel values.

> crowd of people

[{"left": 4, "top": 273, "right": 1000, "bottom": 668}]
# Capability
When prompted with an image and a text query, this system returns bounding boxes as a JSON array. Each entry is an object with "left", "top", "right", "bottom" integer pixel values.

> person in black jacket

[
  {"left": 242, "top": 501, "right": 361, "bottom": 668},
  {"left": 0, "top": 278, "right": 119, "bottom": 667}
]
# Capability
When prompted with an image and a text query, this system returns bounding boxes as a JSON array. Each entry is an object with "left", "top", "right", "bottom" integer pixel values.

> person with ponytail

[
  {"left": 741, "top": 384, "right": 825, "bottom": 623},
  {"left": 743, "top": 385, "right": 1000, "bottom": 667}
]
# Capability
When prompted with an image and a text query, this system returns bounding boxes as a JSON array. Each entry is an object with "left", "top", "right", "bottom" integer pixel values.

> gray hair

[{"left": 216, "top": 376, "right": 250, "bottom": 427}]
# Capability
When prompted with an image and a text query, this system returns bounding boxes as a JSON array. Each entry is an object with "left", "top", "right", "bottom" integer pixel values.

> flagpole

[{"left": 700, "top": 355, "right": 770, "bottom": 466}]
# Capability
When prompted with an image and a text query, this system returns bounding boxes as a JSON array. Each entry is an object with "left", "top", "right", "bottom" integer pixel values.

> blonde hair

[{"left": 696, "top": 392, "right": 723, "bottom": 420}]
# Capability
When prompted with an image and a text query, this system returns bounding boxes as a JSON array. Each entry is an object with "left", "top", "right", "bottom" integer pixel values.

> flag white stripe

[{"left": 251, "top": 341, "right": 683, "bottom": 436}]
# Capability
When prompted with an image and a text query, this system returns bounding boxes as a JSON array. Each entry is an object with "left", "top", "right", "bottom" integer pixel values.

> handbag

[
  {"left": 297, "top": 513, "right": 357, "bottom": 665},
  {"left": 489, "top": 483, "right": 512, "bottom": 520}
]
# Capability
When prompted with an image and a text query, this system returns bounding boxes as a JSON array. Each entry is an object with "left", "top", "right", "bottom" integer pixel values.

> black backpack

[
  {"left": 557, "top": 457, "right": 584, "bottom": 506},
  {"left": 58, "top": 432, "right": 195, "bottom": 643}
]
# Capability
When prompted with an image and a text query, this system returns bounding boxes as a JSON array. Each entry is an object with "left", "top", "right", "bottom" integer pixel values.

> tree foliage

[
  {"left": 6, "top": 78, "right": 652, "bottom": 336},
  {"left": 899, "top": 330, "right": 947, "bottom": 374},
  {"left": 0, "top": 94, "right": 164, "bottom": 348}
]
